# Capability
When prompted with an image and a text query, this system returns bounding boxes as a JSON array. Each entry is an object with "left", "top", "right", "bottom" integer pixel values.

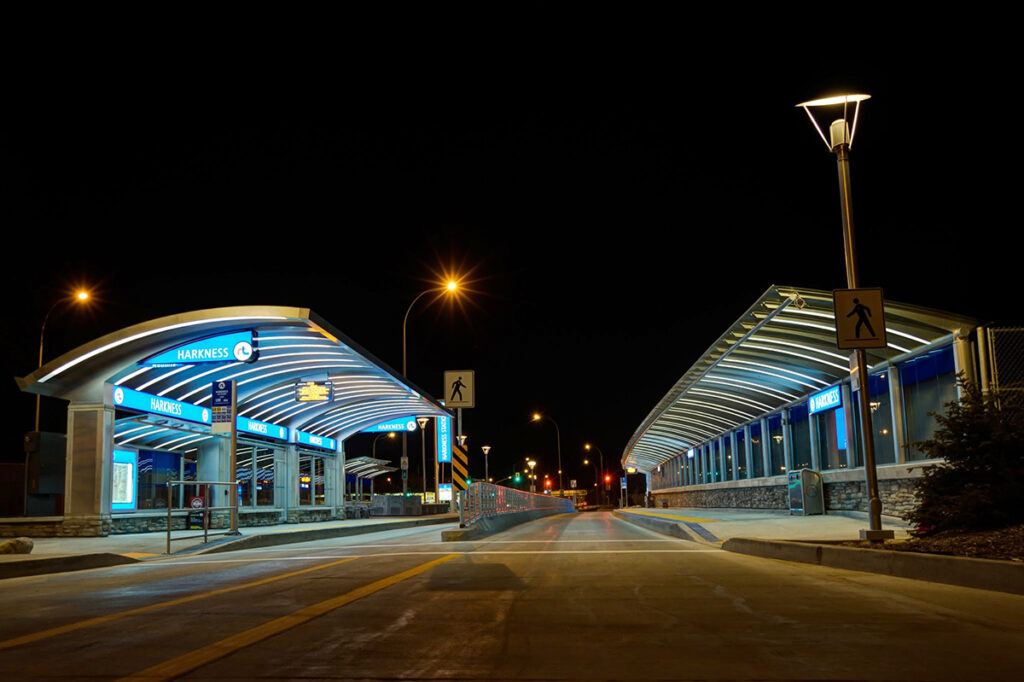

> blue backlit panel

[
  {"left": 808, "top": 386, "right": 842, "bottom": 415},
  {"left": 113, "top": 387, "right": 211, "bottom": 424}
]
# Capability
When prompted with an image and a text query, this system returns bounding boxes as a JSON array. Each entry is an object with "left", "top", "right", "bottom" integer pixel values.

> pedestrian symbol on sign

[{"left": 832, "top": 288, "right": 887, "bottom": 350}]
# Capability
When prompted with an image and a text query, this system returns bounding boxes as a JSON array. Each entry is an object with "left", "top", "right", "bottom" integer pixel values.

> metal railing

[
  {"left": 988, "top": 326, "right": 1024, "bottom": 410},
  {"left": 165, "top": 480, "right": 237, "bottom": 554},
  {"left": 457, "top": 481, "right": 575, "bottom": 527}
]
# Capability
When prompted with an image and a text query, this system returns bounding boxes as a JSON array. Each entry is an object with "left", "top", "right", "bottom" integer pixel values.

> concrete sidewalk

[
  {"left": 614, "top": 507, "right": 911, "bottom": 543},
  {"left": 614, "top": 507, "right": 1024, "bottom": 595},
  {"left": 0, "top": 514, "right": 459, "bottom": 580}
]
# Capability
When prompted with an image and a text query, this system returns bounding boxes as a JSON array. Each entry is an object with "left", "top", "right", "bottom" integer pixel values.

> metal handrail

[
  {"left": 458, "top": 482, "right": 575, "bottom": 527},
  {"left": 165, "top": 480, "right": 237, "bottom": 554}
]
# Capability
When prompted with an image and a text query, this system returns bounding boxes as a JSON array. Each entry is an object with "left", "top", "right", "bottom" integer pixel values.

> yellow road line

[
  {"left": 621, "top": 509, "right": 720, "bottom": 523},
  {"left": 117, "top": 553, "right": 461, "bottom": 682},
  {"left": 0, "top": 556, "right": 359, "bottom": 650}
]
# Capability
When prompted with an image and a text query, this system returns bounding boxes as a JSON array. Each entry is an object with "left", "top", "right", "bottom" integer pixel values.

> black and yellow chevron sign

[{"left": 452, "top": 444, "right": 470, "bottom": 490}]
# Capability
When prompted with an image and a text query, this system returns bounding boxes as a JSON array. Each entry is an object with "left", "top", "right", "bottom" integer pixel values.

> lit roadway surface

[{"left": 2, "top": 514, "right": 1023, "bottom": 681}]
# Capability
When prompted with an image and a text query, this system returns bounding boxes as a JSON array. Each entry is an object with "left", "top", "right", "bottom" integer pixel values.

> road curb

[
  {"left": 0, "top": 553, "right": 139, "bottom": 580},
  {"left": 198, "top": 514, "right": 459, "bottom": 554},
  {"left": 722, "top": 537, "right": 1024, "bottom": 595},
  {"left": 611, "top": 510, "right": 718, "bottom": 545}
]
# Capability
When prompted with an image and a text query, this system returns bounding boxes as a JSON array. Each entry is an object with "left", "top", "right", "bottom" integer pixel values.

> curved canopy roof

[
  {"left": 17, "top": 306, "right": 451, "bottom": 453},
  {"left": 621, "top": 285, "right": 979, "bottom": 473}
]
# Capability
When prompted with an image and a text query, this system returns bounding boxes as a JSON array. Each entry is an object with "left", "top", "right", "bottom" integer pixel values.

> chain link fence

[{"left": 987, "top": 327, "right": 1024, "bottom": 411}]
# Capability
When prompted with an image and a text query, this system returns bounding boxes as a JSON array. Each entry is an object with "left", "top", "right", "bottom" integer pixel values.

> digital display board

[{"left": 295, "top": 380, "right": 334, "bottom": 403}]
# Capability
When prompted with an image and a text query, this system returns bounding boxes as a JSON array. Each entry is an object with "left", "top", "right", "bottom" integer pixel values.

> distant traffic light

[
  {"left": 544, "top": 478, "right": 552, "bottom": 488},
  {"left": 514, "top": 472, "right": 521, "bottom": 483},
  {"left": 604, "top": 474, "right": 612, "bottom": 484}
]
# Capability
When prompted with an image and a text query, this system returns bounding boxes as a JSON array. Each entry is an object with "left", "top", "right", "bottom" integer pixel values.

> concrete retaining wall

[
  {"left": 654, "top": 463, "right": 929, "bottom": 519},
  {"left": 441, "top": 509, "right": 571, "bottom": 541}
]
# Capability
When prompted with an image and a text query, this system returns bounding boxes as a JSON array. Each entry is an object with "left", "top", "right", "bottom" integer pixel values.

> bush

[{"left": 907, "top": 380, "right": 1024, "bottom": 536}]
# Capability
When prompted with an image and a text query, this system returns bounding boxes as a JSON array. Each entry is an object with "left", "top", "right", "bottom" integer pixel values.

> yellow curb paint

[
  {"left": 0, "top": 556, "right": 360, "bottom": 650},
  {"left": 117, "top": 553, "right": 461, "bottom": 682},
  {"left": 121, "top": 553, "right": 161, "bottom": 559}
]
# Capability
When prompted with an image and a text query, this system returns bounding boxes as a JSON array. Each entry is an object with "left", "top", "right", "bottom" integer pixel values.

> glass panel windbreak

[
  {"left": 901, "top": 345, "right": 956, "bottom": 460},
  {"left": 237, "top": 446, "right": 255, "bottom": 507},
  {"left": 768, "top": 414, "right": 785, "bottom": 476},
  {"left": 708, "top": 441, "right": 719, "bottom": 482},
  {"left": 851, "top": 372, "right": 896, "bottom": 467},
  {"left": 130, "top": 449, "right": 199, "bottom": 511},
  {"left": 723, "top": 435, "right": 734, "bottom": 481},
  {"left": 299, "top": 455, "right": 313, "bottom": 505},
  {"left": 789, "top": 404, "right": 812, "bottom": 470},
  {"left": 816, "top": 408, "right": 849, "bottom": 470},
  {"left": 749, "top": 423, "right": 764, "bottom": 478},
  {"left": 255, "top": 448, "right": 275, "bottom": 506},
  {"left": 734, "top": 429, "right": 747, "bottom": 478}
]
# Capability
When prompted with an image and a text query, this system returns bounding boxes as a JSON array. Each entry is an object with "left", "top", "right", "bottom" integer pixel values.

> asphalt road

[{"left": 1, "top": 512, "right": 1023, "bottom": 680}]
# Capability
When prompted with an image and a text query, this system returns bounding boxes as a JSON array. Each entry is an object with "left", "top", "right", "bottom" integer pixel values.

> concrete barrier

[
  {"left": 611, "top": 510, "right": 700, "bottom": 543},
  {"left": 199, "top": 515, "right": 458, "bottom": 554},
  {"left": 441, "top": 509, "right": 569, "bottom": 542},
  {"left": 0, "top": 553, "right": 139, "bottom": 580},
  {"left": 723, "top": 537, "right": 1024, "bottom": 595}
]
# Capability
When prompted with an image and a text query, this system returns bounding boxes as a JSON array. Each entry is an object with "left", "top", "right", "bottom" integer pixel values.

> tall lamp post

[
  {"left": 797, "top": 93, "right": 893, "bottom": 543},
  {"left": 35, "top": 289, "right": 91, "bottom": 432},
  {"left": 584, "top": 443, "right": 605, "bottom": 506},
  {"left": 481, "top": 445, "right": 491, "bottom": 484},
  {"left": 401, "top": 279, "right": 459, "bottom": 499},
  {"left": 527, "top": 459, "right": 537, "bottom": 493},
  {"left": 416, "top": 417, "right": 430, "bottom": 499},
  {"left": 531, "top": 412, "right": 563, "bottom": 496}
]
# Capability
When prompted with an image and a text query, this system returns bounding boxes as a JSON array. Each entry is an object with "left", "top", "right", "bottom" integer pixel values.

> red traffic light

[
  {"left": 544, "top": 478, "right": 552, "bottom": 488},
  {"left": 604, "top": 474, "right": 612, "bottom": 483}
]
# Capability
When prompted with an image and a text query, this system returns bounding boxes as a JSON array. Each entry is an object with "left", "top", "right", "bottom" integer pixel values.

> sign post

[{"left": 212, "top": 380, "right": 240, "bottom": 534}]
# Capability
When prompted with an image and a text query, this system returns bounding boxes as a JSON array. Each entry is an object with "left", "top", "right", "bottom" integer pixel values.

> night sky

[{"left": 2, "top": 20, "right": 1017, "bottom": 490}]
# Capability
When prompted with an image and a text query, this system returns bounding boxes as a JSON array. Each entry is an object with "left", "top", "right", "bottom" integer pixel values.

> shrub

[{"left": 907, "top": 380, "right": 1024, "bottom": 536}]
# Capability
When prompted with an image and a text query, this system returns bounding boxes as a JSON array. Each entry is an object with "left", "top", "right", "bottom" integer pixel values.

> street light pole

[
  {"left": 798, "top": 93, "right": 892, "bottom": 542},
  {"left": 401, "top": 280, "right": 458, "bottom": 500},
  {"left": 585, "top": 443, "right": 605, "bottom": 506},
  {"left": 532, "top": 413, "right": 563, "bottom": 496},
  {"left": 35, "top": 290, "right": 90, "bottom": 432},
  {"left": 417, "top": 417, "right": 430, "bottom": 500},
  {"left": 481, "top": 445, "right": 491, "bottom": 484}
]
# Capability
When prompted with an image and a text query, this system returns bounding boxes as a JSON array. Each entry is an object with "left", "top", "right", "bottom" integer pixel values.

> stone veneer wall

[{"left": 652, "top": 463, "right": 931, "bottom": 520}]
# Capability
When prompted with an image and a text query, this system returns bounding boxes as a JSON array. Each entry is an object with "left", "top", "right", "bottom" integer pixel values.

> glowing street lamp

[
  {"left": 797, "top": 93, "right": 892, "bottom": 543},
  {"left": 531, "top": 412, "right": 563, "bottom": 496},
  {"left": 35, "top": 289, "right": 91, "bottom": 432},
  {"left": 401, "top": 278, "right": 460, "bottom": 496}
]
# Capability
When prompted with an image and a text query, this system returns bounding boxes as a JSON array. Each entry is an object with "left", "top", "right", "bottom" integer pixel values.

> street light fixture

[
  {"left": 401, "top": 278, "right": 460, "bottom": 499},
  {"left": 35, "top": 289, "right": 91, "bottom": 432},
  {"left": 797, "top": 92, "right": 892, "bottom": 543},
  {"left": 527, "top": 459, "right": 537, "bottom": 493},
  {"left": 531, "top": 412, "right": 563, "bottom": 496},
  {"left": 481, "top": 445, "right": 491, "bottom": 485}
]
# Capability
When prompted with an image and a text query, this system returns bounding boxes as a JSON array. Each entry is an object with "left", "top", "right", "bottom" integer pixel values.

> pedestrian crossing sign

[
  {"left": 443, "top": 370, "right": 475, "bottom": 408},
  {"left": 832, "top": 288, "right": 887, "bottom": 350}
]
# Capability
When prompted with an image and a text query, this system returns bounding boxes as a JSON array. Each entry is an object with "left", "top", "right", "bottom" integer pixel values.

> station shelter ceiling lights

[
  {"left": 17, "top": 306, "right": 451, "bottom": 453},
  {"left": 621, "top": 286, "right": 979, "bottom": 474}
]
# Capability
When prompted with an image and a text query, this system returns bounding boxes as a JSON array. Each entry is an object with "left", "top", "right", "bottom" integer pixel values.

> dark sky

[{"left": 2, "top": 19, "right": 1017, "bottom": 486}]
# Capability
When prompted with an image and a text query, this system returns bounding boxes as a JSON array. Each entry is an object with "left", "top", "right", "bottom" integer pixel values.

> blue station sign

[
  {"left": 295, "top": 429, "right": 337, "bottom": 451},
  {"left": 141, "top": 331, "right": 257, "bottom": 367},
  {"left": 436, "top": 416, "right": 452, "bottom": 463},
  {"left": 362, "top": 418, "right": 419, "bottom": 433},
  {"left": 808, "top": 386, "right": 842, "bottom": 415},
  {"left": 237, "top": 416, "right": 288, "bottom": 441},
  {"left": 113, "top": 387, "right": 211, "bottom": 424}
]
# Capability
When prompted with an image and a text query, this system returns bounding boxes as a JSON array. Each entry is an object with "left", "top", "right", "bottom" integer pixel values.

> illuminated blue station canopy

[
  {"left": 621, "top": 286, "right": 979, "bottom": 475},
  {"left": 17, "top": 306, "right": 451, "bottom": 453}
]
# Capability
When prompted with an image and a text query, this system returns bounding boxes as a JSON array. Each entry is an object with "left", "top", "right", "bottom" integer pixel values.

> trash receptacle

[{"left": 788, "top": 469, "right": 824, "bottom": 516}]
